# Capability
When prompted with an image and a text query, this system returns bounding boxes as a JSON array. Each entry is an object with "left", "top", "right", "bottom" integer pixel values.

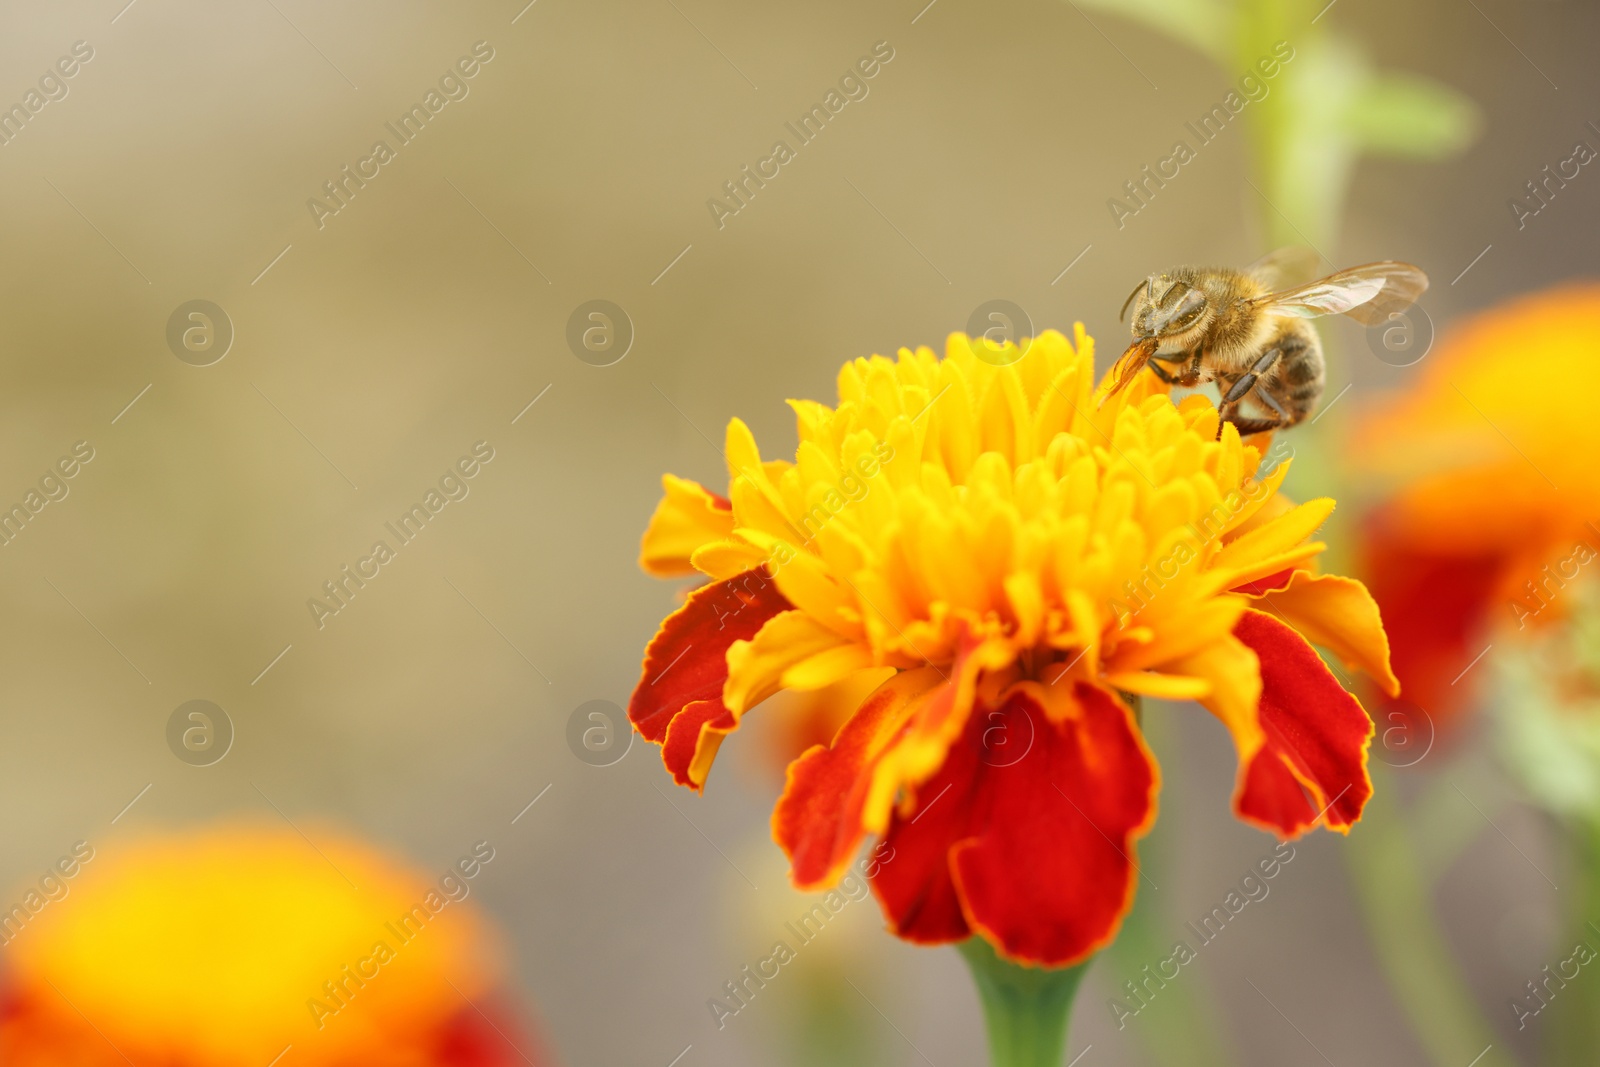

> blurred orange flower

[
  {"left": 1352, "top": 284, "right": 1600, "bottom": 730},
  {"left": 629, "top": 329, "right": 1395, "bottom": 967},
  {"left": 0, "top": 822, "right": 546, "bottom": 1067}
]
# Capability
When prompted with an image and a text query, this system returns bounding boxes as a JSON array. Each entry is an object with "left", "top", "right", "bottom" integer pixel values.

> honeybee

[{"left": 1107, "top": 248, "right": 1429, "bottom": 435}]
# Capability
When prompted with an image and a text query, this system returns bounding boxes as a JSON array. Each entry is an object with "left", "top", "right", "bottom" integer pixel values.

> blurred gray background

[{"left": 0, "top": 0, "right": 1596, "bottom": 1063}]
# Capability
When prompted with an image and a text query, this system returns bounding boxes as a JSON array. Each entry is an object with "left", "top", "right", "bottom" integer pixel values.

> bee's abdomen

[{"left": 1274, "top": 324, "right": 1324, "bottom": 423}]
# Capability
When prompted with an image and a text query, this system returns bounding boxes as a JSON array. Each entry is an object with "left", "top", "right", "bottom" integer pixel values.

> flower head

[
  {"left": 0, "top": 822, "right": 543, "bottom": 1067},
  {"left": 1350, "top": 284, "right": 1600, "bottom": 730},
  {"left": 632, "top": 328, "right": 1395, "bottom": 966}
]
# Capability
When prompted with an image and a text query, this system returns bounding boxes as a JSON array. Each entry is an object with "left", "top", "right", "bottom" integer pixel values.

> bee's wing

[
  {"left": 1248, "top": 262, "right": 1429, "bottom": 327},
  {"left": 1244, "top": 246, "right": 1322, "bottom": 290}
]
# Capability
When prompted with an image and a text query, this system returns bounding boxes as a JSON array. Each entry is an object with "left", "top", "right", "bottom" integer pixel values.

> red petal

[
  {"left": 629, "top": 571, "right": 791, "bottom": 784},
  {"left": 873, "top": 683, "right": 1159, "bottom": 967},
  {"left": 1361, "top": 520, "right": 1507, "bottom": 732},
  {"left": 660, "top": 699, "right": 732, "bottom": 788},
  {"left": 1232, "top": 610, "right": 1374, "bottom": 835},
  {"left": 773, "top": 668, "right": 945, "bottom": 890}
]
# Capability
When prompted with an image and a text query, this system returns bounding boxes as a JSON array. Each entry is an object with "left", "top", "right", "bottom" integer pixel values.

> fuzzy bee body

[{"left": 1111, "top": 251, "right": 1427, "bottom": 436}]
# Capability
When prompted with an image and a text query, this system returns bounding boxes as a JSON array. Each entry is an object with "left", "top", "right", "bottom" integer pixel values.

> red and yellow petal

[
  {"left": 628, "top": 571, "right": 791, "bottom": 788},
  {"left": 871, "top": 682, "right": 1158, "bottom": 966},
  {"left": 1245, "top": 570, "right": 1400, "bottom": 697},
  {"left": 723, "top": 610, "right": 871, "bottom": 716},
  {"left": 773, "top": 667, "right": 947, "bottom": 890},
  {"left": 639, "top": 475, "right": 734, "bottom": 577},
  {"left": 1229, "top": 610, "right": 1374, "bottom": 835},
  {"left": 1210, "top": 497, "right": 1334, "bottom": 580}
]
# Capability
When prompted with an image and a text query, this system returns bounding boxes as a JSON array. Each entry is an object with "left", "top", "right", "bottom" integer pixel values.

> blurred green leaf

[
  {"left": 1066, "top": 0, "right": 1481, "bottom": 250},
  {"left": 1343, "top": 72, "right": 1481, "bottom": 159}
]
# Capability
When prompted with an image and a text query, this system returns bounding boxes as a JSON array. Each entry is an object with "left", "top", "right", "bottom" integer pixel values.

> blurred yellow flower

[{"left": 0, "top": 821, "right": 544, "bottom": 1067}]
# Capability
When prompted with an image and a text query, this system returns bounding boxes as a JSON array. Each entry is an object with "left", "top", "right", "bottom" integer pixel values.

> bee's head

[{"left": 1123, "top": 274, "right": 1211, "bottom": 351}]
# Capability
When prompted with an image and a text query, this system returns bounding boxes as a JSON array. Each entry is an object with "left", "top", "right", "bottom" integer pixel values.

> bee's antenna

[{"left": 1118, "top": 279, "right": 1146, "bottom": 323}]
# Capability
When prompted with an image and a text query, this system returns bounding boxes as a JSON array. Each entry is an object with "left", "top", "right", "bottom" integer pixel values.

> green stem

[
  {"left": 1344, "top": 763, "right": 1497, "bottom": 1067},
  {"left": 1545, "top": 816, "right": 1600, "bottom": 1066},
  {"left": 958, "top": 937, "right": 1092, "bottom": 1067},
  {"left": 1102, "top": 708, "right": 1237, "bottom": 1067}
]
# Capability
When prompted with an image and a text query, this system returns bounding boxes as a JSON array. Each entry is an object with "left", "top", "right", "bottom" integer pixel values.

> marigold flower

[
  {"left": 1350, "top": 284, "right": 1600, "bottom": 730},
  {"left": 631, "top": 328, "right": 1396, "bottom": 966},
  {"left": 0, "top": 822, "right": 544, "bottom": 1067}
]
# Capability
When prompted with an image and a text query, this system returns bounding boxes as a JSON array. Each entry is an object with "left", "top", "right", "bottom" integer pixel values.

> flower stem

[
  {"left": 1546, "top": 815, "right": 1600, "bottom": 1066},
  {"left": 958, "top": 937, "right": 1092, "bottom": 1067},
  {"left": 1344, "top": 762, "right": 1497, "bottom": 1067}
]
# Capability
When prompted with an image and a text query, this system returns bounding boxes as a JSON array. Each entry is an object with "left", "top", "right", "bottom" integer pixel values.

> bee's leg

[
  {"left": 1216, "top": 349, "right": 1290, "bottom": 438},
  {"left": 1224, "top": 414, "right": 1289, "bottom": 437},
  {"left": 1217, "top": 392, "right": 1291, "bottom": 437},
  {"left": 1257, "top": 387, "right": 1289, "bottom": 419},
  {"left": 1222, "top": 377, "right": 1255, "bottom": 408},
  {"left": 1219, "top": 348, "right": 1284, "bottom": 407}
]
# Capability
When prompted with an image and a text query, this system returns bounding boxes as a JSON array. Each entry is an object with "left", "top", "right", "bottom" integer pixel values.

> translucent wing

[
  {"left": 1244, "top": 247, "right": 1322, "bottom": 291},
  {"left": 1248, "top": 261, "right": 1429, "bottom": 327}
]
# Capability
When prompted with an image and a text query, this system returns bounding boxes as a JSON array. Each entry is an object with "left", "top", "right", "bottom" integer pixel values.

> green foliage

[
  {"left": 1345, "top": 70, "right": 1480, "bottom": 159},
  {"left": 1072, "top": 0, "right": 1480, "bottom": 248}
]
